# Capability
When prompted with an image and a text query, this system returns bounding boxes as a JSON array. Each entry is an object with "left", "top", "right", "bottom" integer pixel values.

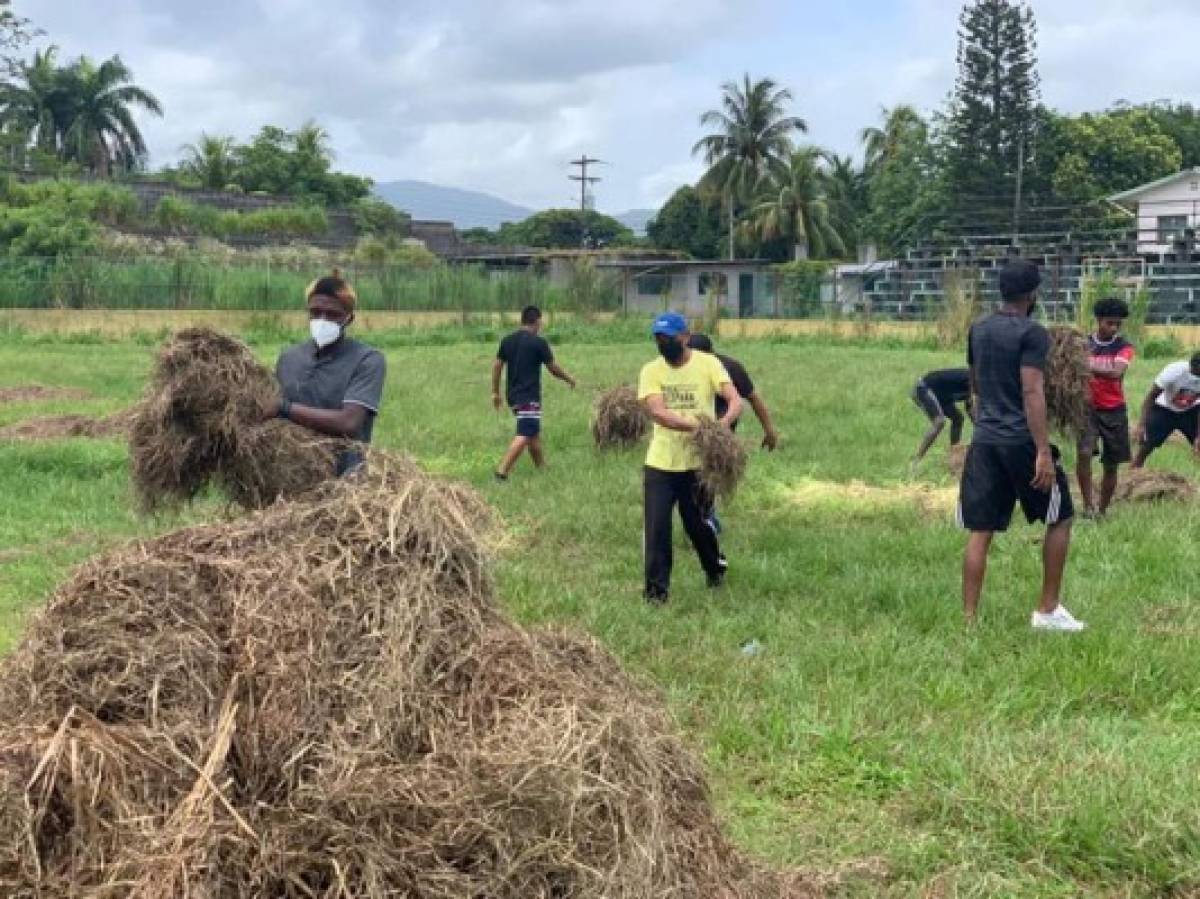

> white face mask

[{"left": 310, "top": 318, "right": 342, "bottom": 348}]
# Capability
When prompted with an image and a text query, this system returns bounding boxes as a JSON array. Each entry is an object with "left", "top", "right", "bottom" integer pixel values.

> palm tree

[
  {"left": 692, "top": 75, "right": 806, "bottom": 259},
  {"left": 860, "top": 104, "right": 927, "bottom": 175},
  {"left": 58, "top": 54, "right": 163, "bottom": 175},
  {"left": 294, "top": 119, "right": 333, "bottom": 163},
  {"left": 819, "top": 152, "right": 865, "bottom": 257},
  {"left": 180, "top": 133, "right": 237, "bottom": 189},
  {"left": 748, "top": 147, "right": 847, "bottom": 261},
  {"left": 0, "top": 45, "right": 70, "bottom": 161}
]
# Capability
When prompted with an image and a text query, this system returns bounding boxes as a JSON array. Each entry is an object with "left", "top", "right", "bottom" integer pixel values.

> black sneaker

[
  {"left": 707, "top": 556, "right": 729, "bottom": 589},
  {"left": 644, "top": 588, "right": 669, "bottom": 606}
]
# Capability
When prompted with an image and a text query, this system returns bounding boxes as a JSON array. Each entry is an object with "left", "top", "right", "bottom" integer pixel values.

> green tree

[
  {"left": 1113, "top": 101, "right": 1200, "bottom": 169},
  {"left": 645, "top": 185, "right": 723, "bottom": 258},
  {"left": 0, "top": 0, "right": 37, "bottom": 78},
  {"left": 231, "top": 124, "right": 371, "bottom": 205},
  {"left": 819, "top": 152, "right": 866, "bottom": 258},
  {"left": 501, "top": 208, "right": 633, "bottom": 249},
  {"left": 1038, "top": 110, "right": 1181, "bottom": 202},
  {"left": 0, "top": 46, "right": 70, "bottom": 160},
  {"left": 940, "top": 0, "right": 1040, "bottom": 221},
  {"left": 180, "top": 133, "right": 237, "bottom": 189},
  {"left": 862, "top": 110, "right": 940, "bottom": 256},
  {"left": 860, "top": 104, "right": 927, "bottom": 176},
  {"left": 746, "top": 147, "right": 847, "bottom": 261},
  {"left": 692, "top": 74, "right": 806, "bottom": 259},
  {"left": 57, "top": 54, "right": 163, "bottom": 174}
]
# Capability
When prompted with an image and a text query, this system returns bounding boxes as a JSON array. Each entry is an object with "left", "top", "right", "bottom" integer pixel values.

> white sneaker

[{"left": 1031, "top": 605, "right": 1087, "bottom": 632}]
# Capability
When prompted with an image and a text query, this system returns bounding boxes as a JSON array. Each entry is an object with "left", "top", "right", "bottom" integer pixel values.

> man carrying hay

[
  {"left": 686, "top": 332, "right": 778, "bottom": 535},
  {"left": 1076, "top": 297, "right": 1135, "bottom": 517},
  {"left": 1132, "top": 352, "right": 1200, "bottom": 468},
  {"left": 638, "top": 312, "right": 741, "bottom": 604},
  {"left": 910, "top": 368, "right": 973, "bottom": 468},
  {"left": 491, "top": 305, "right": 576, "bottom": 480},
  {"left": 958, "top": 260, "right": 1084, "bottom": 631},
  {"left": 271, "top": 273, "right": 386, "bottom": 474}
]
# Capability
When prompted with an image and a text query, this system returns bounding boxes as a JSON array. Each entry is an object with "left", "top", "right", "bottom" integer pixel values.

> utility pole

[
  {"left": 569, "top": 155, "right": 606, "bottom": 248},
  {"left": 1012, "top": 137, "right": 1025, "bottom": 246}
]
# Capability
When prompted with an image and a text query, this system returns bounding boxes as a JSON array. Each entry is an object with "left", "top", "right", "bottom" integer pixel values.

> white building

[{"left": 1109, "top": 167, "right": 1200, "bottom": 256}]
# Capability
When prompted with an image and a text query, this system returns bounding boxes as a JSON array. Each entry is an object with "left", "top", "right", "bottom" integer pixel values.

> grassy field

[{"left": 3, "top": 333, "right": 1200, "bottom": 896}]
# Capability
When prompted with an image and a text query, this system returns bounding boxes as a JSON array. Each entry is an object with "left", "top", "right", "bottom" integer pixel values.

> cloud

[{"left": 20, "top": 0, "right": 1200, "bottom": 213}]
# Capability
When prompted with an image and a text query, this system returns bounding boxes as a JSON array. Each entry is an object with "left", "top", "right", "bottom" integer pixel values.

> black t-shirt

[
  {"left": 497, "top": 329, "right": 554, "bottom": 407},
  {"left": 922, "top": 368, "right": 970, "bottom": 407},
  {"left": 967, "top": 312, "right": 1050, "bottom": 445},
  {"left": 712, "top": 352, "right": 754, "bottom": 424}
]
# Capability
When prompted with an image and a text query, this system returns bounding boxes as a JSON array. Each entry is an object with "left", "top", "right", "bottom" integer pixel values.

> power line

[{"left": 568, "top": 155, "right": 605, "bottom": 214}]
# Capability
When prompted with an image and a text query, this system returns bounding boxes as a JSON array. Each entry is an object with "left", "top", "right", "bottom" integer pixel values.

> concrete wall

[{"left": 620, "top": 266, "right": 774, "bottom": 317}]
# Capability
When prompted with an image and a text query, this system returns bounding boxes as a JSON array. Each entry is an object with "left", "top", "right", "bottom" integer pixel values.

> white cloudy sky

[{"left": 25, "top": 0, "right": 1200, "bottom": 213}]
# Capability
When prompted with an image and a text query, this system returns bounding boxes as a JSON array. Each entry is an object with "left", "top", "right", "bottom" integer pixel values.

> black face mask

[{"left": 658, "top": 338, "right": 685, "bottom": 363}]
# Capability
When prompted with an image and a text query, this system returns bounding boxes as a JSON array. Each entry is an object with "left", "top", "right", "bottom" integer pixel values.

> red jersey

[{"left": 1087, "top": 335, "right": 1134, "bottom": 411}]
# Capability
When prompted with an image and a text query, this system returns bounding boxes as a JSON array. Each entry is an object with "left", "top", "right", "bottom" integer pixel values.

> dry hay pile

[
  {"left": 130, "top": 327, "right": 349, "bottom": 512},
  {"left": 694, "top": 417, "right": 748, "bottom": 502},
  {"left": 591, "top": 385, "right": 649, "bottom": 450},
  {"left": 1114, "top": 469, "right": 1198, "bottom": 504},
  {"left": 0, "top": 459, "right": 807, "bottom": 898},
  {"left": 0, "top": 409, "right": 132, "bottom": 441},
  {"left": 1045, "top": 326, "right": 1091, "bottom": 440}
]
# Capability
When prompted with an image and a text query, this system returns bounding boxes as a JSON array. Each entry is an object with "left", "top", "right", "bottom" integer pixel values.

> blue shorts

[{"left": 514, "top": 403, "right": 542, "bottom": 438}]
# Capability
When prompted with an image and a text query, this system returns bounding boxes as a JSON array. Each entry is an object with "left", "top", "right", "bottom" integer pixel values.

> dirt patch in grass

[
  {"left": 0, "top": 385, "right": 90, "bottom": 404},
  {"left": 788, "top": 478, "right": 957, "bottom": 519},
  {"left": 1114, "top": 469, "right": 1197, "bottom": 504},
  {"left": 0, "top": 411, "right": 132, "bottom": 441}
]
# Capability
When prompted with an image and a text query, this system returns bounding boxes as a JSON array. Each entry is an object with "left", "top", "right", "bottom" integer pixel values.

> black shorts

[
  {"left": 1078, "top": 407, "right": 1131, "bottom": 464},
  {"left": 1143, "top": 405, "right": 1199, "bottom": 451},
  {"left": 958, "top": 442, "right": 1074, "bottom": 532},
  {"left": 513, "top": 403, "right": 542, "bottom": 438}
]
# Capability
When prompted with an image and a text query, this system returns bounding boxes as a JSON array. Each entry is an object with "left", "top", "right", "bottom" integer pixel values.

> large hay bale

[
  {"left": 694, "top": 417, "right": 748, "bottom": 502},
  {"left": 591, "top": 385, "right": 649, "bottom": 450},
  {"left": 1045, "top": 326, "right": 1091, "bottom": 441},
  {"left": 1114, "top": 469, "right": 1198, "bottom": 504},
  {"left": 129, "top": 328, "right": 349, "bottom": 511},
  {"left": 0, "top": 460, "right": 801, "bottom": 897}
]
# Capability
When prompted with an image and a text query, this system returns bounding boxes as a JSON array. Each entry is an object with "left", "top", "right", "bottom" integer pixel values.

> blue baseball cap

[{"left": 651, "top": 312, "right": 688, "bottom": 338}]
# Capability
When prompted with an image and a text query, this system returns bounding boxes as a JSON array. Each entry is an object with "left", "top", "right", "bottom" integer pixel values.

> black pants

[{"left": 643, "top": 466, "right": 724, "bottom": 597}]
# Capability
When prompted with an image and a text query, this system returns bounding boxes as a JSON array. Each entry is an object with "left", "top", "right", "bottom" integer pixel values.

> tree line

[{"left": 651, "top": 0, "right": 1200, "bottom": 263}]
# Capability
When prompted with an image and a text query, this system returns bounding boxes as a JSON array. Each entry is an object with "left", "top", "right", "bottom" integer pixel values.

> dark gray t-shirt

[
  {"left": 968, "top": 312, "right": 1049, "bottom": 445},
  {"left": 276, "top": 337, "right": 386, "bottom": 442}
]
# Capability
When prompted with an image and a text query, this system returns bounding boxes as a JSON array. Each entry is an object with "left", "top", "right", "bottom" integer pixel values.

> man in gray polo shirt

[{"left": 271, "top": 272, "right": 386, "bottom": 474}]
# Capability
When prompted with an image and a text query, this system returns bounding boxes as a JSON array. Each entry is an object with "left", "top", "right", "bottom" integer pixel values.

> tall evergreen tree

[{"left": 941, "top": 0, "right": 1040, "bottom": 221}]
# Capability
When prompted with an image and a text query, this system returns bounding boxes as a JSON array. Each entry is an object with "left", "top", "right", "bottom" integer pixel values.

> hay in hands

[
  {"left": 591, "top": 384, "right": 649, "bottom": 450},
  {"left": 1045, "top": 326, "right": 1091, "bottom": 440},
  {"left": 1114, "top": 469, "right": 1198, "bottom": 504},
  {"left": 0, "top": 461, "right": 804, "bottom": 897},
  {"left": 694, "top": 417, "right": 747, "bottom": 502},
  {"left": 129, "top": 327, "right": 351, "bottom": 511}
]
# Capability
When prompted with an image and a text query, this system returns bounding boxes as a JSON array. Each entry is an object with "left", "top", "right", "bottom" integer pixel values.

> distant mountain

[
  {"left": 373, "top": 180, "right": 533, "bottom": 230},
  {"left": 374, "top": 179, "right": 658, "bottom": 235}
]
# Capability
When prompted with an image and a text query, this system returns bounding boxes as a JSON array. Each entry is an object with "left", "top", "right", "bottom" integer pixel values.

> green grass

[{"left": 3, "top": 336, "right": 1200, "bottom": 896}]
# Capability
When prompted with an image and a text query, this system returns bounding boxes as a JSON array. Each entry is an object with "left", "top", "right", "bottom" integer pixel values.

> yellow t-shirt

[{"left": 637, "top": 351, "right": 731, "bottom": 471}]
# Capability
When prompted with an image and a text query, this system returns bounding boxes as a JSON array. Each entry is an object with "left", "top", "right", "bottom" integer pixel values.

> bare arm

[
  {"left": 643, "top": 394, "right": 699, "bottom": 432},
  {"left": 285, "top": 402, "right": 369, "bottom": 439},
  {"left": 1088, "top": 357, "right": 1128, "bottom": 380},
  {"left": 748, "top": 392, "right": 779, "bottom": 449},
  {"left": 1134, "top": 386, "right": 1162, "bottom": 440},
  {"left": 547, "top": 361, "right": 576, "bottom": 389},
  {"left": 491, "top": 359, "right": 504, "bottom": 410},
  {"left": 1021, "top": 366, "right": 1054, "bottom": 490},
  {"left": 717, "top": 382, "right": 742, "bottom": 429}
]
